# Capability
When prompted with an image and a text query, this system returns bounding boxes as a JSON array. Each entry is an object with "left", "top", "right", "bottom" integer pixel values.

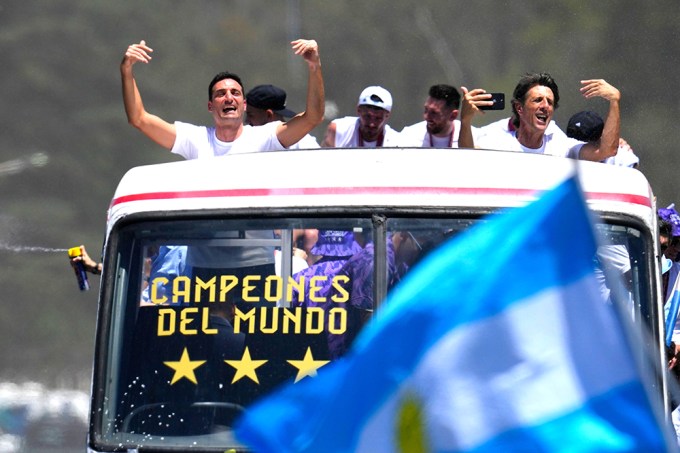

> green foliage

[{"left": 0, "top": 0, "right": 678, "bottom": 387}]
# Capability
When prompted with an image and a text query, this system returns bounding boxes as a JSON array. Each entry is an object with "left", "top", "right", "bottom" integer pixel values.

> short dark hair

[
  {"left": 208, "top": 72, "right": 244, "bottom": 100},
  {"left": 511, "top": 72, "right": 559, "bottom": 128},
  {"left": 428, "top": 84, "right": 461, "bottom": 109},
  {"left": 660, "top": 219, "right": 672, "bottom": 240}
]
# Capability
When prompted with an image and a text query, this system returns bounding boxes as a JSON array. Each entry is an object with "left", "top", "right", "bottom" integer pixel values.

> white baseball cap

[{"left": 357, "top": 86, "right": 393, "bottom": 112}]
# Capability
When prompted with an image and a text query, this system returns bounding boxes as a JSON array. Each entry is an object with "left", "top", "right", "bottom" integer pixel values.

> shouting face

[
  {"left": 208, "top": 78, "right": 245, "bottom": 125},
  {"left": 515, "top": 84, "right": 555, "bottom": 135}
]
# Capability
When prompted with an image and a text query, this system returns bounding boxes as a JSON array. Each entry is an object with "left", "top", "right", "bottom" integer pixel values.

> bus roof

[{"left": 108, "top": 148, "right": 654, "bottom": 229}]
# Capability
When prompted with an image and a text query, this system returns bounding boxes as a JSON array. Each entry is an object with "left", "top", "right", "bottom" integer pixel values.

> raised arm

[
  {"left": 458, "top": 87, "right": 492, "bottom": 148},
  {"left": 275, "top": 39, "right": 325, "bottom": 148},
  {"left": 120, "top": 40, "right": 177, "bottom": 150},
  {"left": 577, "top": 79, "right": 621, "bottom": 162}
]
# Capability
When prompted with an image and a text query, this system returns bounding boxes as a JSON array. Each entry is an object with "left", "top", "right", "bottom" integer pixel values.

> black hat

[
  {"left": 566, "top": 111, "right": 604, "bottom": 142},
  {"left": 246, "top": 84, "right": 297, "bottom": 118}
]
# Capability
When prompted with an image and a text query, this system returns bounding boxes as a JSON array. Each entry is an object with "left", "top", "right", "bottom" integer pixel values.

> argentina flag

[
  {"left": 665, "top": 262, "right": 680, "bottom": 347},
  {"left": 235, "top": 176, "right": 672, "bottom": 452}
]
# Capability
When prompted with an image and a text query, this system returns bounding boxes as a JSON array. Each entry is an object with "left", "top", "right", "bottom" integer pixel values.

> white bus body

[{"left": 89, "top": 148, "right": 665, "bottom": 452}]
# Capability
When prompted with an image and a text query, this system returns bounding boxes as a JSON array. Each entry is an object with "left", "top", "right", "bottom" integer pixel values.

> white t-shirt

[
  {"left": 595, "top": 244, "right": 633, "bottom": 318},
  {"left": 332, "top": 116, "right": 402, "bottom": 147},
  {"left": 477, "top": 117, "right": 569, "bottom": 139},
  {"left": 475, "top": 117, "right": 519, "bottom": 141},
  {"left": 289, "top": 133, "right": 321, "bottom": 150},
  {"left": 171, "top": 121, "right": 284, "bottom": 159},
  {"left": 475, "top": 117, "right": 583, "bottom": 158},
  {"left": 274, "top": 249, "right": 309, "bottom": 276},
  {"left": 400, "top": 120, "right": 477, "bottom": 148},
  {"left": 602, "top": 145, "right": 640, "bottom": 168}
]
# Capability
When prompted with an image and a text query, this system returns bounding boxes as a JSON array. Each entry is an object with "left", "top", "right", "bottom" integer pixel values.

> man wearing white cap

[{"left": 321, "top": 86, "right": 401, "bottom": 147}]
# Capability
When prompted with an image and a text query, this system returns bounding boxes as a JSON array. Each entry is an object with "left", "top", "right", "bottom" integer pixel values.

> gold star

[
  {"left": 225, "top": 347, "right": 268, "bottom": 384},
  {"left": 163, "top": 347, "right": 206, "bottom": 385},
  {"left": 287, "top": 347, "right": 330, "bottom": 383}
]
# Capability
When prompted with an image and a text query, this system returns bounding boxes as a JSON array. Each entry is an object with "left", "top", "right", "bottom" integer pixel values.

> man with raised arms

[
  {"left": 120, "top": 39, "right": 324, "bottom": 311},
  {"left": 120, "top": 38, "right": 324, "bottom": 157}
]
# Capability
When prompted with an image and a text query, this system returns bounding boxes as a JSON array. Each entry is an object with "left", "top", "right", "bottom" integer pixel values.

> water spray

[{"left": 0, "top": 243, "right": 67, "bottom": 253}]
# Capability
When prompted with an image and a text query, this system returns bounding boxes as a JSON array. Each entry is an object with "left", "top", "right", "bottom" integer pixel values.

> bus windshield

[{"left": 91, "top": 213, "right": 654, "bottom": 450}]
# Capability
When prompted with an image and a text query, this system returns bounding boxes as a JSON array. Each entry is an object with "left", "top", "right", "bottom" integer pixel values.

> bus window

[
  {"left": 95, "top": 218, "right": 372, "bottom": 448},
  {"left": 594, "top": 223, "right": 653, "bottom": 328}
]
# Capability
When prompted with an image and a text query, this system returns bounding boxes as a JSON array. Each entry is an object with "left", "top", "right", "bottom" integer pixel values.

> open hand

[
  {"left": 122, "top": 40, "right": 153, "bottom": 67},
  {"left": 291, "top": 39, "right": 320, "bottom": 66},
  {"left": 580, "top": 79, "right": 620, "bottom": 102}
]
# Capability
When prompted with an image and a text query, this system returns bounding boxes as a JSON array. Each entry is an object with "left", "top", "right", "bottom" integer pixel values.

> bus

[{"left": 87, "top": 147, "right": 666, "bottom": 452}]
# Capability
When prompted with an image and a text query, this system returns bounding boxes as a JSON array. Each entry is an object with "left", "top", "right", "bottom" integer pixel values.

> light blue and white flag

[
  {"left": 664, "top": 262, "right": 680, "bottom": 347},
  {"left": 235, "top": 176, "right": 671, "bottom": 452}
]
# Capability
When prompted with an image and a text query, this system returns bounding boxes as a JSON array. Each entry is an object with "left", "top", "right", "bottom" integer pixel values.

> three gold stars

[{"left": 163, "top": 346, "right": 330, "bottom": 385}]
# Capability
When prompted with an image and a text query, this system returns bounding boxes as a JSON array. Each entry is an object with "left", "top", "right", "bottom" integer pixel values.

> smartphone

[{"left": 479, "top": 92, "right": 505, "bottom": 111}]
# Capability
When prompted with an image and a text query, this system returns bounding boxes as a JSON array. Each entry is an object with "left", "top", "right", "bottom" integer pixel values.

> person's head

[
  {"left": 660, "top": 219, "right": 672, "bottom": 250},
  {"left": 356, "top": 86, "right": 392, "bottom": 142},
  {"left": 659, "top": 205, "right": 680, "bottom": 260},
  {"left": 209, "top": 300, "right": 236, "bottom": 323},
  {"left": 310, "top": 230, "right": 363, "bottom": 257},
  {"left": 511, "top": 72, "right": 560, "bottom": 131},
  {"left": 662, "top": 233, "right": 680, "bottom": 262},
  {"left": 392, "top": 230, "right": 448, "bottom": 268},
  {"left": 208, "top": 72, "right": 244, "bottom": 101},
  {"left": 566, "top": 111, "right": 604, "bottom": 142},
  {"left": 207, "top": 72, "right": 246, "bottom": 124},
  {"left": 245, "top": 84, "right": 297, "bottom": 126},
  {"left": 658, "top": 220, "right": 676, "bottom": 273},
  {"left": 423, "top": 84, "right": 460, "bottom": 135}
]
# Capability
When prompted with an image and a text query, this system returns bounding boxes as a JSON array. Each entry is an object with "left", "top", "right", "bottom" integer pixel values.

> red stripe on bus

[{"left": 110, "top": 187, "right": 651, "bottom": 208}]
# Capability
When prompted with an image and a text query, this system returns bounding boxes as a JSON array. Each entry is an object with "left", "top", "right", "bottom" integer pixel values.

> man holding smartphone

[
  {"left": 458, "top": 72, "right": 621, "bottom": 162},
  {"left": 400, "top": 84, "right": 477, "bottom": 148}
]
